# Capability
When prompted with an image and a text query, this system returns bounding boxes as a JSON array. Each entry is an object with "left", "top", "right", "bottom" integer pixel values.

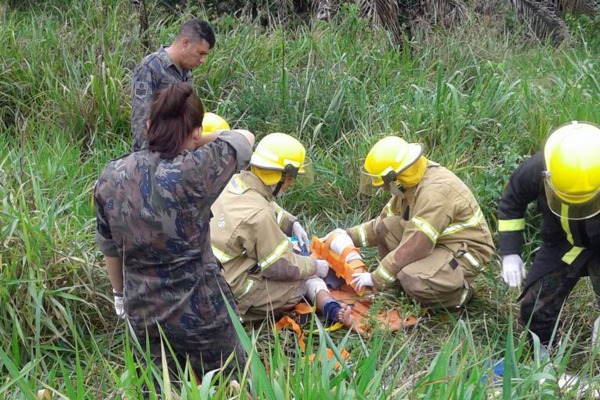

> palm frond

[
  {"left": 420, "top": 0, "right": 471, "bottom": 26},
  {"left": 551, "top": 0, "right": 599, "bottom": 16},
  {"left": 474, "top": 0, "right": 506, "bottom": 16},
  {"left": 508, "top": 0, "right": 570, "bottom": 45},
  {"left": 358, "top": 0, "right": 402, "bottom": 44},
  {"left": 316, "top": 0, "right": 342, "bottom": 20}
]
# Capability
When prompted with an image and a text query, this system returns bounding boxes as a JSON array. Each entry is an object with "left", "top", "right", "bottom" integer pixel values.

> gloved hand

[
  {"left": 292, "top": 221, "right": 309, "bottom": 248},
  {"left": 113, "top": 290, "right": 125, "bottom": 319},
  {"left": 315, "top": 259, "right": 330, "bottom": 278},
  {"left": 501, "top": 254, "right": 526, "bottom": 288},
  {"left": 351, "top": 272, "right": 374, "bottom": 290},
  {"left": 593, "top": 316, "right": 600, "bottom": 348}
]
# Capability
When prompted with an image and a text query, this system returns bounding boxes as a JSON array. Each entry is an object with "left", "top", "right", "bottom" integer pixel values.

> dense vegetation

[{"left": 1, "top": 0, "right": 599, "bottom": 398}]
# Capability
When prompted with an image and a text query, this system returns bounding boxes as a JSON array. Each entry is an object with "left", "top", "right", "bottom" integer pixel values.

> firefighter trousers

[{"left": 520, "top": 245, "right": 600, "bottom": 345}]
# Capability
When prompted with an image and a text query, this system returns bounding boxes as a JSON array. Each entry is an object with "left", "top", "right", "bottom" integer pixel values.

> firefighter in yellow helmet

[
  {"left": 210, "top": 133, "right": 354, "bottom": 327},
  {"left": 497, "top": 121, "right": 600, "bottom": 348},
  {"left": 344, "top": 136, "right": 495, "bottom": 310},
  {"left": 202, "top": 112, "right": 230, "bottom": 136},
  {"left": 192, "top": 112, "right": 232, "bottom": 148}
]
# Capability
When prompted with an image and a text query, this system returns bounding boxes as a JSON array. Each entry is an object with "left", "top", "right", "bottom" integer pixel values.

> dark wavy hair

[{"left": 147, "top": 83, "right": 204, "bottom": 159}]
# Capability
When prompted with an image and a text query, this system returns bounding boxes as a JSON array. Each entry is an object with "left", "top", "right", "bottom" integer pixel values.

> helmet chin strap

[
  {"left": 272, "top": 164, "right": 299, "bottom": 197},
  {"left": 389, "top": 182, "right": 406, "bottom": 198},
  {"left": 271, "top": 178, "right": 285, "bottom": 197}
]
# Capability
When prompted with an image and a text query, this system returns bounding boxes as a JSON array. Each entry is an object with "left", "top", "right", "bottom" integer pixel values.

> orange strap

[
  {"left": 310, "top": 234, "right": 366, "bottom": 295},
  {"left": 275, "top": 313, "right": 349, "bottom": 371},
  {"left": 292, "top": 302, "right": 313, "bottom": 315},
  {"left": 308, "top": 347, "right": 350, "bottom": 371},
  {"left": 329, "top": 288, "right": 418, "bottom": 335},
  {"left": 275, "top": 315, "right": 306, "bottom": 351}
]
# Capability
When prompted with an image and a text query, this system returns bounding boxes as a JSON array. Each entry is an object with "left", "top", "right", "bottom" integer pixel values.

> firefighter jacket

[
  {"left": 497, "top": 151, "right": 600, "bottom": 286},
  {"left": 348, "top": 162, "right": 495, "bottom": 289},
  {"left": 210, "top": 171, "right": 317, "bottom": 305}
]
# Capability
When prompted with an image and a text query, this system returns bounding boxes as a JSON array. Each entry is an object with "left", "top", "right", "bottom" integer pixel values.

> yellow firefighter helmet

[
  {"left": 362, "top": 136, "right": 423, "bottom": 188},
  {"left": 250, "top": 133, "right": 312, "bottom": 186},
  {"left": 202, "top": 112, "right": 230, "bottom": 136},
  {"left": 543, "top": 121, "right": 600, "bottom": 220}
]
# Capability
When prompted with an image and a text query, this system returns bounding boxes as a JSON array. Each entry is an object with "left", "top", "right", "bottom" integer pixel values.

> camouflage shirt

[
  {"left": 130, "top": 47, "right": 192, "bottom": 152},
  {"left": 94, "top": 131, "right": 252, "bottom": 332}
]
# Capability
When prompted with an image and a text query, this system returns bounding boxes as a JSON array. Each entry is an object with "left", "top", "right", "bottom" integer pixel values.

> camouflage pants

[
  {"left": 130, "top": 279, "right": 246, "bottom": 392},
  {"left": 520, "top": 248, "right": 600, "bottom": 345},
  {"left": 132, "top": 318, "right": 246, "bottom": 380}
]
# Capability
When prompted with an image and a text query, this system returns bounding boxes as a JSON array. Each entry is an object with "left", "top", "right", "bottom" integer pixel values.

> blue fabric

[{"left": 322, "top": 298, "right": 342, "bottom": 323}]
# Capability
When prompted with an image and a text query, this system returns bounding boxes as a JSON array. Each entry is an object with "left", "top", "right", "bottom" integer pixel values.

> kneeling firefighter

[
  {"left": 498, "top": 121, "right": 600, "bottom": 347},
  {"left": 345, "top": 135, "right": 495, "bottom": 309},
  {"left": 210, "top": 133, "right": 354, "bottom": 327}
]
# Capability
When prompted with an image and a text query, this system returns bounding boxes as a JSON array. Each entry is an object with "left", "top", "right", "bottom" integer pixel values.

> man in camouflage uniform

[
  {"left": 94, "top": 129, "right": 252, "bottom": 380},
  {"left": 131, "top": 19, "right": 215, "bottom": 151},
  {"left": 210, "top": 133, "right": 354, "bottom": 326},
  {"left": 348, "top": 136, "right": 495, "bottom": 309}
]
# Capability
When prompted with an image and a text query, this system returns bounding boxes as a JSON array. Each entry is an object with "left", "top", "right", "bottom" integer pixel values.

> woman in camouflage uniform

[{"left": 94, "top": 83, "right": 254, "bottom": 384}]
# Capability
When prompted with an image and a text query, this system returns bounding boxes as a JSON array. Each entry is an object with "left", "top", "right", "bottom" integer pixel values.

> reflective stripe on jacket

[
  {"left": 497, "top": 152, "right": 600, "bottom": 283},
  {"left": 348, "top": 162, "right": 495, "bottom": 288},
  {"left": 210, "top": 171, "right": 316, "bottom": 301}
]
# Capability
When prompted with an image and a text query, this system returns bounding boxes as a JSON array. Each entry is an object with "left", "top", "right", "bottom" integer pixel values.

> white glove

[
  {"left": 113, "top": 290, "right": 125, "bottom": 319},
  {"left": 292, "top": 221, "right": 309, "bottom": 248},
  {"left": 315, "top": 259, "right": 330, "bottom": 278},
  {"left": 351, "top": 272, "right": 374, "bottom": 290},
  {"left": 501, "top": 254, "right": 526, "bottom": 288},
  {"left": 593, "top": 316, "right": 600, "bottom": 348}
]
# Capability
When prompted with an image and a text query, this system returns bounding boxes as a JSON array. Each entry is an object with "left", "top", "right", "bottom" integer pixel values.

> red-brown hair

[{"left": 147, "top": 83, "right": 204, "bottom": 159}]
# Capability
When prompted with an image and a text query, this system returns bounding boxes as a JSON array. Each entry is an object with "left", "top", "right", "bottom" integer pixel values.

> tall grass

[{"left": 1, "top": 0, "right": 599, "bottom": 398}]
